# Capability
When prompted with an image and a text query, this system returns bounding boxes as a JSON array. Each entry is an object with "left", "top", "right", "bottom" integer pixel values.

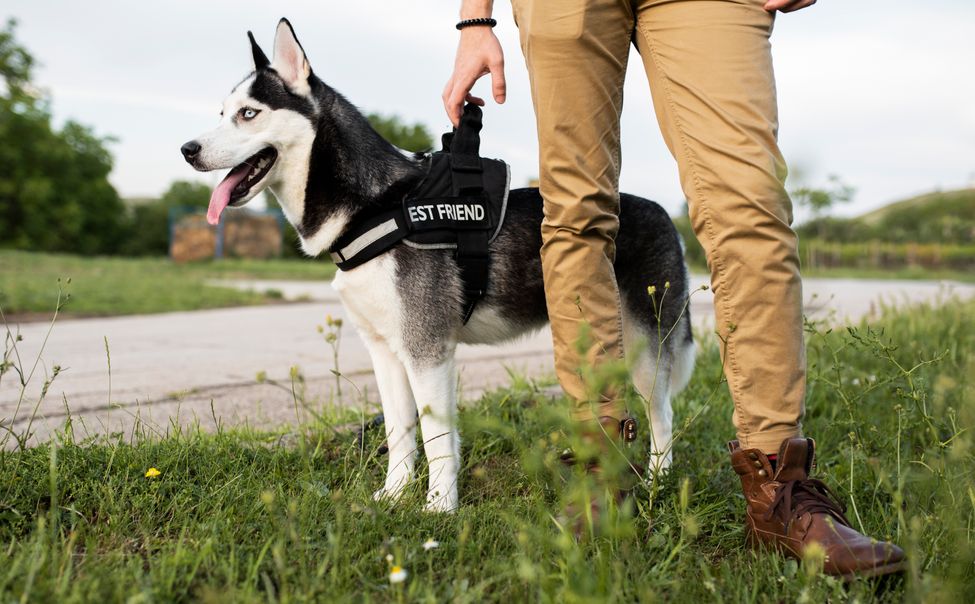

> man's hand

[
  {"left": 442, "top": 27, "right": 506, "bottom": 127},
  {"left": 764, "top": 0, "right": 816, "bottom": 12}
]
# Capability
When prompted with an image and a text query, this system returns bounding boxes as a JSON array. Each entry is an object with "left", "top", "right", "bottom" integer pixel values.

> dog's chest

[{"left": 331, "top": 256, "right": 403, "bottom": 343}]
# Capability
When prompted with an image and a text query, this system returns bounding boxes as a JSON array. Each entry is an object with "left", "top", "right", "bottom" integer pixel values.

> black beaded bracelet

[{"left": 456, "top": 17, "right": 497, "bottom": 30}]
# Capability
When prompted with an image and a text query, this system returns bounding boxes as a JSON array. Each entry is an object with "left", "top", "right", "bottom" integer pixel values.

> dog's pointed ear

[
  {"left": 248, "top": 31, "right": 270, "bottom": 70},
  {"left": 271, "top": 18, "right": 311, "bottom": 95}
]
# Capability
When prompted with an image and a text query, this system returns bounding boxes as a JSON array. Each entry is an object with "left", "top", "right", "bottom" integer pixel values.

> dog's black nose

[{"left": 180, "top": 140, "right": 202, "bottom": 161}]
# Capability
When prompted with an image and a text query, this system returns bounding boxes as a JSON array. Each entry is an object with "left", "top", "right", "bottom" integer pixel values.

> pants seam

[
  {"left": 610, "top": 21, "right": 630, "bottom": 366},
  {"left": 637, "top": 21, "right": 749, "bottom": 442}
]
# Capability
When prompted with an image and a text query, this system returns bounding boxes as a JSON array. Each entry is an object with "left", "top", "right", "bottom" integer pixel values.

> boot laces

[{"left": 763, "top": 478, "right": 850, "bottom": 530}]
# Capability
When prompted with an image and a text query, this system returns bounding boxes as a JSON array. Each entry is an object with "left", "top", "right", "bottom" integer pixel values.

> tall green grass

[
  {"left": 0, "top": 250, "right": 336, "bottom": 317},
  {"left": 0, "top": 296, "right": 972, "bottom": 602}
]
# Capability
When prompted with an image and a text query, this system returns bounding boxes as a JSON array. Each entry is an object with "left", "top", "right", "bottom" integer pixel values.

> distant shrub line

[{"left": 801, "top": 239, "right": 975, "bottom": 271}]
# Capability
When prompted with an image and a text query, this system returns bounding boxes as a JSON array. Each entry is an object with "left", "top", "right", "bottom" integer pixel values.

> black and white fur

[{"left": 182, "top": 19, "right": 695, "bottom": 512}]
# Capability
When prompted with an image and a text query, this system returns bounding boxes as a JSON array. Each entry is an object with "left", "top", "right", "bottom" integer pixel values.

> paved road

[{"left": 2, "top": 277, "right": 971, "bottom": 445}]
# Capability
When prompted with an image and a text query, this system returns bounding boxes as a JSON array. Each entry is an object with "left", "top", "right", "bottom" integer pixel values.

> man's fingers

[
  {"left": 447, "top": 82, "right": 472, "bottom": 127},
  {"left": 782, "top": 0, "right": 816, "bottom": 13},
  {"left": 489, "top": 61, "right": 506, "bottom": 104},
  {"left": 764, "top": 0, "right": 816, "bottom": 12},
  {"left": 466, "top": 94, "right": 486, "bottom": 106},
  {"left": 442, "top": 80, "right": 460, "bottom": 126}
]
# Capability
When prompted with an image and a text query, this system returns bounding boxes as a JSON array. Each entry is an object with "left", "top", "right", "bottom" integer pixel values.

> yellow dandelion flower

[{"left": 145, "top": 467, "right": 161, "bottom": 478}]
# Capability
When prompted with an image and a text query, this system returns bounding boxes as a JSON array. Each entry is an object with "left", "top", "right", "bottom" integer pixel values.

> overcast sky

[{"left": 5, "top": 1, "right": 974, "bottom": 219}]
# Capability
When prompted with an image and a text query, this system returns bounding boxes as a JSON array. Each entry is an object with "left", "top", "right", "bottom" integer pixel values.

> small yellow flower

[
  {"left": 647, "top": 285, "right": 657, "bottom": 296},
  {"left": 389, "top": 565, "right": 408, "bottom": 584},
  {"left": 145, "top": 467, "right": 161, "bottom": 479}
]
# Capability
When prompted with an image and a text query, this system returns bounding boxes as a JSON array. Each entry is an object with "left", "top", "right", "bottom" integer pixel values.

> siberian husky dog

[{"left": 181, "top": 19, "right": 695, "bottom": 512}]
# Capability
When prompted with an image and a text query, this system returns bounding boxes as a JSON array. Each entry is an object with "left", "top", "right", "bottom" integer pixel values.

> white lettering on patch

[{"left": 410, "top": 202, "right": 486, "bottom": 223}]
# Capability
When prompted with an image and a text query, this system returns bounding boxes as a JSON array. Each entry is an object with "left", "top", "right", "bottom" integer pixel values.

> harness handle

[{"left": 449, "top": 104, "right": 484, "bottom": 174}]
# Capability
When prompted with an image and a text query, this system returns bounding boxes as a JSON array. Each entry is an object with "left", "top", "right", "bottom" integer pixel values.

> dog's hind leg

[
  {"left": 364, "top": 338, "right": 419, "bottom": 503},
  {"left": 624, "top": 321, "right": 675, "bottom": 475},
  {"left": 633, "top": 349, "right": 675, "bottom": 474},
  {"left": 405, "top": 354, "right": 461, "bottom": 513}
]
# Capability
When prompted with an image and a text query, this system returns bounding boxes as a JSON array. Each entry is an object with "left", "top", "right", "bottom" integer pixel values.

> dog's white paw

[
  {"left": 647, "top": 451, "right": 673, "bottom": 476},
  {"left": 373, "top": 484, "right": 406, "bottom": 503},
  {"left": 423, "top": 488, "right": 458, "bottom": 513}
]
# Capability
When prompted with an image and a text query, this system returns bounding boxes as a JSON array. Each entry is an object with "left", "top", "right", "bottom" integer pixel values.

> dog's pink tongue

[{"left": 207, "top": 168, "right": 249, "bottom": 225}]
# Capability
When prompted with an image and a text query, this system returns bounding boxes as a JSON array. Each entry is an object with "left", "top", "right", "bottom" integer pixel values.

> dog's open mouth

[{"left": 207, "top": 147, "right": 278, "bottom": 225}]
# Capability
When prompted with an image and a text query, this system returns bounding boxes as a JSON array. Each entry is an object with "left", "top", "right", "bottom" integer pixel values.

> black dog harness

[{"left": 328, "top": 105, "right": 510, "bottom": 323}]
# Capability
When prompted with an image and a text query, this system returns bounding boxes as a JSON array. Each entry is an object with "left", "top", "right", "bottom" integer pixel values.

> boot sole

[
  {"left": 836, "top": 559, "right": 907, "bottom": 582},
  {"left": 746, "top": 527, "right": 907, "bottom": 582}
]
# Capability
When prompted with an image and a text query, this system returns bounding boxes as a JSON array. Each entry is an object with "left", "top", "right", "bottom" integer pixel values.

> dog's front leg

[
  {"left": 364, "top": 338, "right": 418, "bottom": 503},
  {"left": 405, "top": 356, "right": 460, "bottom": 513}
]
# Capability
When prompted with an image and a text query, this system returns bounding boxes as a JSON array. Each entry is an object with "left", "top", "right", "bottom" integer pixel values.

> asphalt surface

[{"left": 2, "top": 276, "right": 971, "bottom": 445}]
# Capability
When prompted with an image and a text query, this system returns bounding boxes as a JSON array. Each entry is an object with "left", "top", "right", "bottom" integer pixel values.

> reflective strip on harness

[{"left": 330, "top": 217, "right": 401, "bottom": 265}]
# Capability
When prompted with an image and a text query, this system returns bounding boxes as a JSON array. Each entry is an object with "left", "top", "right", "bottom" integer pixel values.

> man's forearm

[
  {"left": 445, "top": 0, "right": 506, "bottom": 125},
  {"left": 460, "top": 0, "right": 494, "bottom": 19}
]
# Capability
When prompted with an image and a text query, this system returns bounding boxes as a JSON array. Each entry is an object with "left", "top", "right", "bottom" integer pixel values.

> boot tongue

[{"left": 773, "top": 438, "right": 814, "bottom": 482}]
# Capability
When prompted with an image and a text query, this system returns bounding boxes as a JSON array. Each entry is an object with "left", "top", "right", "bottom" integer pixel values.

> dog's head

[{"left": 181, "top": 19, "right": 318, "bottom": 225}]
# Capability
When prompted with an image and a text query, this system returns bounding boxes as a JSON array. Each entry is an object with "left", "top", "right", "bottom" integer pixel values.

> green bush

[
  {"left": 0, "top": 21, "right": 126, "bottom": 255},
  {"left": 798, "top": 188, "right": 975, "bottom": 245},
  {"left": 801, "top": 239, "right": 975, "bottom": 271}
]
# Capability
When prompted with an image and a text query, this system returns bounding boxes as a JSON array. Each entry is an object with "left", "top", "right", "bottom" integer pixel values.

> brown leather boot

[
  {"left": 729, "top": 437, "right": 906, "bottom": 579},
  {"left": 559, "top": 415, "right": 639, "bottom": 470},
  {"left": 559, "top": 415, "right": 640, "bottom": 535}
]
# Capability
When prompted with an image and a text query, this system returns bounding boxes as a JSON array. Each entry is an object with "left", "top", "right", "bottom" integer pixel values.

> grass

[
  {"left": 0, "top": 293, "right": 972, "bottom": 602},
  {"left": 0, "top": 250, "right": 336, "bottom": 317},
  {"left": 687, "top": 264, "right": 975, "bottom": 284}
]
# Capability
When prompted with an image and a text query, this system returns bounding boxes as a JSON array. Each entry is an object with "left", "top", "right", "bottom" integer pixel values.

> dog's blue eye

[{"left": 240, "top": 107, "right": 259, "bottom": 121}]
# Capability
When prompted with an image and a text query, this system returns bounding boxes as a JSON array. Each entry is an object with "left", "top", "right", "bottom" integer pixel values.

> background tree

[
  {"left": 0, "top": 19, "right": 125, "bottom": 255},
  {"left": 366, "top": 113, "right": 434, "bottom": 153},
  {"left": 790, "top": 174, "right": 855, "bottom": 240}
]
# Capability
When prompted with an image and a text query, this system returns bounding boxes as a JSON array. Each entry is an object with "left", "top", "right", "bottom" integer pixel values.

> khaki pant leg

[
  {"left": 512, "top": 0, "right": 634, "bottom": 421},
  {"left": 633, "top": 0, "right": 805, "bottom": 453}
]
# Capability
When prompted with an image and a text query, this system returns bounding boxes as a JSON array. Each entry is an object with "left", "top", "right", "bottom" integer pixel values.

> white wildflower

[{"left": 389, "top": 565, "right": 408, "bottom": 584}]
